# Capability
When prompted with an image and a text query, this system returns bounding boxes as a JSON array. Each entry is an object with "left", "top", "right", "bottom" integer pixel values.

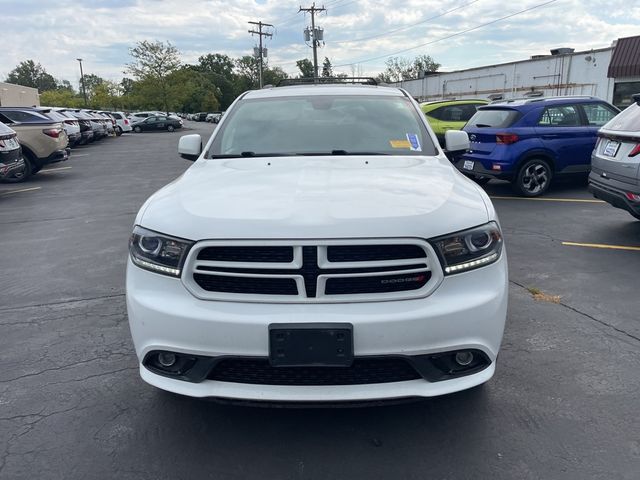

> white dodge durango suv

[{"left": 126, "top": 81, "right": 508, "bottom": 403}]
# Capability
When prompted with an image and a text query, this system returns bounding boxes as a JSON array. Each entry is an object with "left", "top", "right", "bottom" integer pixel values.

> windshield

[
  {"left": 466, "top": 108, "right": 521, "bottom": 128},
  {"left": 209, "top": 94, "right": 437, "bottom": 158}
]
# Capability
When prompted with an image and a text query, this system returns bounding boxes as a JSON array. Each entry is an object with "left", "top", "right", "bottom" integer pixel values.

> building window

[{"left": 613, "top": 81, "right": 640, "bottom": 109}]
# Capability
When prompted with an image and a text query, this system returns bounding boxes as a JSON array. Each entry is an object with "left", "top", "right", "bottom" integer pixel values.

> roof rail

[
  {"left": 491, "top": 95, "right": 600, "bottom": 104},
  {"left": 276, "top": 77, "right": 378, "bottom": 87}
]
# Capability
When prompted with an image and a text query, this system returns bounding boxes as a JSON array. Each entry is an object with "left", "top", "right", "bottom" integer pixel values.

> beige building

[{"left": 0, "top": 82, "right": 40, "bottom": 107}]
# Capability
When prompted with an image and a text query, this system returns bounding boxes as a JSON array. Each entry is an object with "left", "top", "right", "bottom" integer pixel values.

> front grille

[
  {"left": 209, "top": 357, "right": 421, "bottom": 385},
  {"left": 193, "top": 274, "right": 298, "bottom": 295},
  {"left": 327, "top": 244, "right": 426, "bottom": 262},
  {"left": 325, "top": 271, "right": 431, "bottom": 295},
  {"left": 186, "top": 240, "right": 438, "bottom": 303},
  {"left": 198, "top": 246, "right": 293, "bottom": 263}
]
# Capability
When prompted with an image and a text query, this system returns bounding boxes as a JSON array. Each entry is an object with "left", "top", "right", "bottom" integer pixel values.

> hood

[{"left": 139, "top": 156, "right": 490, "bottom": 240}]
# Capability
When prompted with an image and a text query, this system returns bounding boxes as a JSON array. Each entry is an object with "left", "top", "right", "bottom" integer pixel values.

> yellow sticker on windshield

[{"left": 389, "top": 140, "right": 411, "bottom": 149}]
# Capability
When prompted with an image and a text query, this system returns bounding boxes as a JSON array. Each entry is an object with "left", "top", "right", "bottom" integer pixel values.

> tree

[
  {"left": 378, "top": 55, "right": 440, "bottom": 82},
  {"left": 6, "top": 60, "right": 57, "bottom": 91},
  {"left": 126, "top": 40, "right": 181, "bottom": 113},
  {"left": 40, "top": 89, "right": 82, "bottom": 108},
  {"left": 196, "top": 54, "right": 238, "bottom": 109},
  {"left": 321, "top": 57, "right": 333, "bottom": 77},
  {"left": 198, "top": 53, "right": 235, "bottom": 78},
  {"left": 262, "top": 66, "right": 288, "bottom": 87},
  {"left": 81, "top": 74, "right": 105, "bottom": 98},
  {"left": 296, "top": 59, "right": 314, "bottom": 78},
  {"left": 235, "top": 55, "right": 259, "bottom": 90}
]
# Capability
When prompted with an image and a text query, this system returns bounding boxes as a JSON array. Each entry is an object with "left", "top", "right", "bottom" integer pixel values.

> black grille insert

[
  {"left": 209, "top": 357, "right": 421, "bottom": 385},
  {"left": 197, "top": 246, "right": 294, "bottom": 263},
  {"left": 193, "top": 273, "right": 298, "bottom": 295},
  {"left": 327, "top": 244, "right": 426, "bottom": 262},
  {"left": 325, "top": 271, "right": 431, "bottom": 295}
]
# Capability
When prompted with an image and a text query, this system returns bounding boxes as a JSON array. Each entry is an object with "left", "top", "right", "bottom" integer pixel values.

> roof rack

[{"left": 276, "top": 77, "right": 379, "bottom": 87}]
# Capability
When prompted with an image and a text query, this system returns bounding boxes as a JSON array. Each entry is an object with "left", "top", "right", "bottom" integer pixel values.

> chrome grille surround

[{"left": 182, "top": 238, "right": 444, "bottom": 303}]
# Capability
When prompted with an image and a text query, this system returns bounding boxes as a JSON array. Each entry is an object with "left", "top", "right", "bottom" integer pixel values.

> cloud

[{"left": 1, "top": 0, "right": 638, "bottom": 87}]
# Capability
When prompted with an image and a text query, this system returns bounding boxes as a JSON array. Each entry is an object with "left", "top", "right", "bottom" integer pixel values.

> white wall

[
  {"left": 394, "top": 48, "right": 615, "bottom": 103},
  {"left": 0, "top": 82, "right": 40, "bottom": 107}
]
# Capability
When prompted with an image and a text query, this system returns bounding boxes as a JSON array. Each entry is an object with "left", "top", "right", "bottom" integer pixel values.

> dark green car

[{"left": 131, "top": 115, "right": 182, "bottom": 133}]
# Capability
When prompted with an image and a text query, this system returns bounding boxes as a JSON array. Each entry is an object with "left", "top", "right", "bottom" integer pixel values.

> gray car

[{"left": 589, "top": 94, "right": 640, "bottom": 220}]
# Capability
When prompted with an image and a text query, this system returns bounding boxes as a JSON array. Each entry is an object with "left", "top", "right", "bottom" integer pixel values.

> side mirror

[
  {"left": 444, "top": 130, "right": 470, "bottom": 152},
  {"left": 178, "top": 134, "right": 202, "bottom": 161}
]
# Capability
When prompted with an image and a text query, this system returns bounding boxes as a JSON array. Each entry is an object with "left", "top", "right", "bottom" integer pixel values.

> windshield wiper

[
  {"left": 293, "top": 151, "right": 389, "bottom": 156},
  {"left": 209, "top": 152, "right": 296, "bottom": 159},
  {"left": 474, "top": 124, "right": 493, "bottom": 128}
]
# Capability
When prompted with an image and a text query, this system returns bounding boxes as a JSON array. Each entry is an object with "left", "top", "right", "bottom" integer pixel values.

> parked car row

[
  {"left": 434, "top": 96, "right": 619, "bottom": 195},
  {"left": 181, "top": 112, "right": 224, "bottom": 123},
  {"left": 0, "top": 107, "right": 129, "bottom": 183},
  {"left": 435, "top": 94, "right": 640, "bottom": 219},
  {"left": 127, "top": 111, "right": 183, "bottom": 133}
]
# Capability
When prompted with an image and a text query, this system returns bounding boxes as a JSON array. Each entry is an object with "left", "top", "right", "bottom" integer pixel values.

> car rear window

[
  {"left": 466, "top": 108, "right": 521, "bottom": 128},
  {"left": 0, "top": 110, "right": 50, "bottom": 123},
  {"left": 602, "top": 103, "right": 640, "bottom": 132},
  {"left": 210, "top": 95, "right": 437, "bottom": 157},
  {"left": 112, "top": 113, "right": 122, "bottom": 119}
]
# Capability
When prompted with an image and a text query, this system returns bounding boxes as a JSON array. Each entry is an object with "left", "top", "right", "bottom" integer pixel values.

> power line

[
  {"left": 332, "top": 0, "right": 480, "bottom": 45},
  {"left": 333, "top": 0, "right": 560, "bottom": 67}
]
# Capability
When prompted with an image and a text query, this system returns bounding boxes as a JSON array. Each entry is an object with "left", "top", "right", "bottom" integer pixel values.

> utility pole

[
  {"left": 248, "top": 21, "right": 273, "bottom": 88},
  {"left": 299, "top": 3, "right": 326, "bottom": 81},
  {"left": 76, "top": 58, "right": 87, "bottom": 106}
]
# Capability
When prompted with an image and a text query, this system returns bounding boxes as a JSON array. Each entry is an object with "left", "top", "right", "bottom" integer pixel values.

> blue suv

[{"left": 455, "top": 97, "right": 619, "bottom": 196}]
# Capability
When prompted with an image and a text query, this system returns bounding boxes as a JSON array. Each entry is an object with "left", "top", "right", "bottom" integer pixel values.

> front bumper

[
  {"left": 126, "top": 253, "right": 508, "bottom": 401},
  {"left": 589, "top": 174, "right": 640, "bottom": 217}
]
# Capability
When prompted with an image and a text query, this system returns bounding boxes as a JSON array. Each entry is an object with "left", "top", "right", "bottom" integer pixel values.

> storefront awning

[{"left": 608, "top": 35, "right": 640, "bottom": 78}]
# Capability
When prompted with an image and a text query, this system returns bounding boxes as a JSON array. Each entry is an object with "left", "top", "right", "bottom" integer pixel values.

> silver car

[{"left": 589, "top": 95, "right": 640, "bottom": 220}]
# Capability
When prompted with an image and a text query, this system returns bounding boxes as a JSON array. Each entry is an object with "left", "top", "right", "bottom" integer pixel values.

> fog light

[
  {"left": 158, "top": 352, "right": 176, "bottom": 367},
  {"left": 455, "top": 351, "right": 474, "bottom": 366},
  {"left": 491, "top": 164, "right": 502, "bottom": 171}
]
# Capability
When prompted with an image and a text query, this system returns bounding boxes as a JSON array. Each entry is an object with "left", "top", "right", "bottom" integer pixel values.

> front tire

[
  {"left": 514, "top": 158, "right": 552, "bottom": 197},
  {"left": 115, "top": 126, "right": 122, "bottom": 136},
  {"left": 167, "top": 125, "right": 175, "bottom": 132},
  {"left": 134, "top": 126, "right": 142, "bottom": 133}
]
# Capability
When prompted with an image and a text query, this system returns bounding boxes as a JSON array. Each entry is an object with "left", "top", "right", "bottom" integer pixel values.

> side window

[
  {"left": 461, "top": 104, "right": 483, "bottom": 121},
  {"left": 157, "top": 116, "right": 167, "bottom": 121},
  {"left": 146, "top": 116, "right": 156, "bottom": 122},
  {"left": 112, "top": 113, "right": 122, "bottom": 119},
  {"left": 581, "top": 103, "right": 617, "bottom": 127},
  {"left": 443, "top": 106, "right": 464, "bottom": 121},
  {"left": 426, "top": 106, "right": 445, "bottom": 120},
  {"left": 538, "top": 105, "right": 581, "bottom": 127}
]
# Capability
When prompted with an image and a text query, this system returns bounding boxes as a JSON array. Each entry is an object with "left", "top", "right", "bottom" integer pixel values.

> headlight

[
  {"left": 430, "top": 222, "right": 503, "bottom": 275},
  {"left": 129, "top": 226, "right": 194, "bottom": 277}
]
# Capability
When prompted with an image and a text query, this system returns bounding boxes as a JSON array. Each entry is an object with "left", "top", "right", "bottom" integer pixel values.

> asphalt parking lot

[{"left": 1, "top": 122, "right": 639, "bottom": 479}]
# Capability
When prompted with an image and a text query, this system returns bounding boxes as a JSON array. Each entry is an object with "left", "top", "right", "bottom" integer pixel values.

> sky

[{"left": 1, "top": 0, "right": 639, "bottom": 90}]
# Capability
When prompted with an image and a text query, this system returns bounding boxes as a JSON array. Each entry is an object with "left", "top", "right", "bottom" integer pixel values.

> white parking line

[
  {"left": 0, "top": 186, "right": 42, "bottom": 196},
  {"left": 40, "top": 166, "right": 72, "bottom": 173},
  {"left": 71, "top": 154, "right": 89, "bottom": 157},
  {"left": 490, "top": 196, "right": 605, "bottom": 204}
]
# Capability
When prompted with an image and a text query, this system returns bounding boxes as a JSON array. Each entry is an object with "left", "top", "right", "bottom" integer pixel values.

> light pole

[{"left": 77, "top": 58, "right": 87, "bottom": 106}]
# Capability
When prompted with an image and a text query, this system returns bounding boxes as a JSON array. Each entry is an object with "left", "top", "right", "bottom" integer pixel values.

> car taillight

[
  {"left": 43, "top": 128, "right": 62, "bottom": 138},
  {"left": 124, "top": 119, "right": 129, "bottom": 125},
  {"left": 625, "top": 192, "right": 640, "bottom": 202},
  {"left": 628, "top": 144, "right": 640, "bottom": 157},
  {"left": 496, "top": 133, "right": 519, "bottom": 145}
]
